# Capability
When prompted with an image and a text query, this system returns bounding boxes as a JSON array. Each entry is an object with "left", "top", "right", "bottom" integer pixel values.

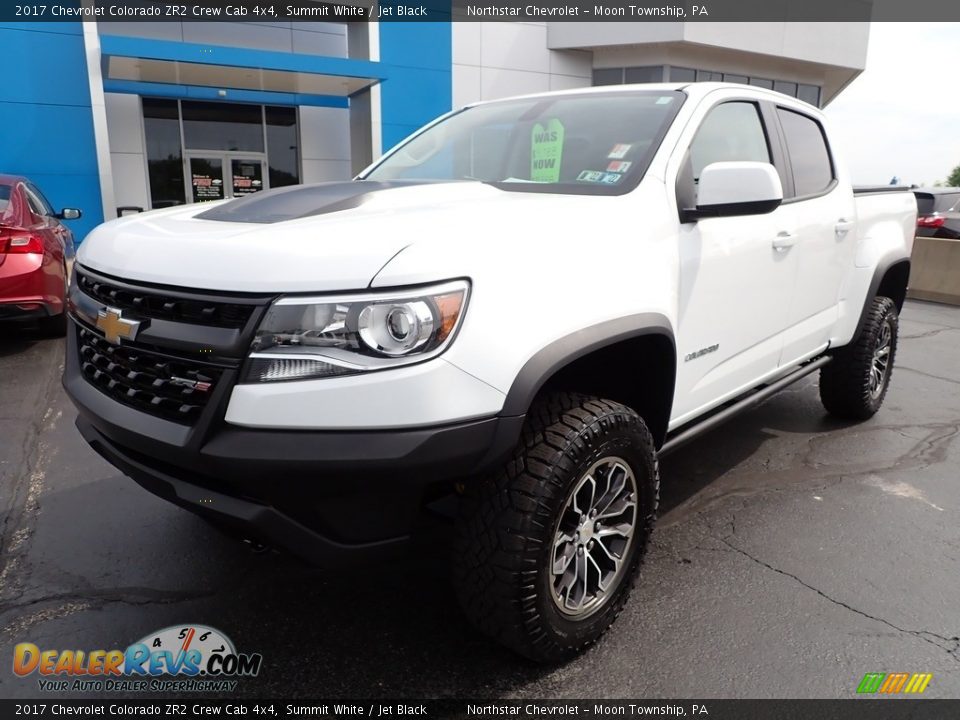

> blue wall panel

[
  {"left": 378, "top": 22, "right": 452, "bottom": 152},
  {"left": 0, "top": 25, "right": 102, "bottom": 242}
]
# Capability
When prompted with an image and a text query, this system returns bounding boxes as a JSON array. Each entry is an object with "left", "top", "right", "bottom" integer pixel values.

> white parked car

[{"left": 65, "top": 83, "right": 916, "bottom": 661}]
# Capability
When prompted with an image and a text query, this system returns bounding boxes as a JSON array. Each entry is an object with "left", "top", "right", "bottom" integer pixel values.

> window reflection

[
  {"left": 143, "top": 98, "right": 186, "bottom": 209},
  {"left": 266, "top": 106, "right": 300, "bottom": 188},
  {"left": 182, "top": 101, "right": 264, "bottom": 152}
]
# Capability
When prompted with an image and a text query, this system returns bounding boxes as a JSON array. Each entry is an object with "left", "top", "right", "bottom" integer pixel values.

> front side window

[
  {"left": 777, "top": 108, "right": 834, "bottom": 198},
  {"left": 364, "top": 91, "right": 684, "bottom": 196},
  {"left": 689, "top": 102, "right": 770, "bottom": 183},
  {"left": 675, "top": 101, "right": 771, "bottom": 212}
]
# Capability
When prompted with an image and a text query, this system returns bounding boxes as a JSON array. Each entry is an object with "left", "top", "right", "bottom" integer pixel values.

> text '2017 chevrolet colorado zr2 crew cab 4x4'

[{"left": 64, "top": 83, "right": 916, "bottom": 662}]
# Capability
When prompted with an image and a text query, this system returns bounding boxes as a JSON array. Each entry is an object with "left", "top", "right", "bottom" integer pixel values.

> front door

[
  {"left": 186, "top": 153, "right": 267, "bottom": 203},
  {"left": 670, "top": 99, "right": 799, "bottom": 426}
]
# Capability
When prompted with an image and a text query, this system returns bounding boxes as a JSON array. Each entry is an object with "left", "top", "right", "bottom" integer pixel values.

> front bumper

[{"left": 64, "top": 324, "right": 523, "bottom": 566}]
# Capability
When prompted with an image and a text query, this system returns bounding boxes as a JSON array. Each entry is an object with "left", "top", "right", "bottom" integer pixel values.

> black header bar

[
  {"left": 4, "top": 700, "right": 960, "bottom": 718},
  {"left": 6, "top": 0, "right": 960, "bottom": 22}
]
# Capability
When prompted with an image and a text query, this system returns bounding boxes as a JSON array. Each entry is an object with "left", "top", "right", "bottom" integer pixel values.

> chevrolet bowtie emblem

[{"left": 95, "top": 307, "right": 141, "bottom": 345}]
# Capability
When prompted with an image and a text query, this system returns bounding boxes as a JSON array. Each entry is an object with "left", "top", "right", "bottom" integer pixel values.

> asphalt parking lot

[{"left": 1, "top": 299, "right": 958, "bottom": 699}]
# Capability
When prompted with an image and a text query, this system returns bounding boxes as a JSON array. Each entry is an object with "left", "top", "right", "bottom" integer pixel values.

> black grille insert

[
  {"left": 78, "top": 327, "right": 224, "bottom": 424},
  {"left": 77, "top": 271, "right": 255, "bottom": 329}
]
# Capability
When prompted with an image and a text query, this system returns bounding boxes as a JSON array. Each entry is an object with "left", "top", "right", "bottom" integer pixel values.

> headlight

[{"left": 243, "top": 280, "right": 469, "bottom": 382}]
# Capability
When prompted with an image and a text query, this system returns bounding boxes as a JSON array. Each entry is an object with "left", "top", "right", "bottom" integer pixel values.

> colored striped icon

[{"left": 857, "top": 672, "right": 932, "bottom": 694}]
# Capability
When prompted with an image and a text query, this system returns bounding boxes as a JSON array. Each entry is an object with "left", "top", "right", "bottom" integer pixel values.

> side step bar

[{"left": 659, "top": 356, "right": 832, "bottom": 457}]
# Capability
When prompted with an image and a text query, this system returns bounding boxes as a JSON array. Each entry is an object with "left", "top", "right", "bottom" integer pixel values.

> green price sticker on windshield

[{"left": 531, "top": 119, "right": 565, "bottom": 183}]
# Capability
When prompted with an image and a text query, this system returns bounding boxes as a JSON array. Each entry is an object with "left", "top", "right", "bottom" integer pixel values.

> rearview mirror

[
  {"left": 57, "top": 208, "right": 82, "bottom": 220},
  {"left": 682, "top": 162, "right": 783, "bottom": 222}
]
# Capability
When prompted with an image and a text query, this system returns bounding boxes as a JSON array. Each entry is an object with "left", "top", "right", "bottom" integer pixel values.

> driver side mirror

[
  {"left": 57, "top": 208, "right": 82, "bottom": 220},
  {"left": 681, "top": 161, "right": 783, "bottom": 223}
]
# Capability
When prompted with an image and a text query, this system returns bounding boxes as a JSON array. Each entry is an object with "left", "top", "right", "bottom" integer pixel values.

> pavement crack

[
  {"left": 900, "top": 326, "right": 957, "bottom": 340},
  {"left": 897, "top": 366, "right": 960, "bottom": 386},
  {"left": 0, "top": 586, "right": 223, "bottom": 637},
  {"left": 719, "top": 534, "right": 960, "bottom": 662}
]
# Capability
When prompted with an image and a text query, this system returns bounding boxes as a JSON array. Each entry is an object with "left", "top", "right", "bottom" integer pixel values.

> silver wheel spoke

[
  {"left": 596, "top": 521, "right": 634, "bottom": 539},
  {"left": 550, "top": 455, "right": 639, "bottom": 618},
  {"left": 869, "top": 318, "right": 894, "bottom": 399}
]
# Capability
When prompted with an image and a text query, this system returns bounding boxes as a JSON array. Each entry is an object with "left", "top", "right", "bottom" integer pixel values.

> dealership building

[{"left": 1, "top": 19, "right": 869, "bottom": 241}]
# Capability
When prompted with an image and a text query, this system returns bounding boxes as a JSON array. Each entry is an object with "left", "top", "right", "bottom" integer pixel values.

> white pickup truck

[{"left": 64, "top": 83, "right": 916, "bottom": 662}]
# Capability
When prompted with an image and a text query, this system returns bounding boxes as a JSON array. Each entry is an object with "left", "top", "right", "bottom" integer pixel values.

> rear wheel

[
  {"left": 820, "top": 296, "right": 898, "bottom": 420},
  {"left": 454, "top": 392, "right": 659, "bottom": 662}
]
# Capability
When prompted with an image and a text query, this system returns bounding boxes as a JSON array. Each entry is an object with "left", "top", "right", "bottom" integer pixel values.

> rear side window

[
  {"left": 0, "top": 184, "right": 10, "bottom": 214},
  {"left": 777, "top": 108, "right": 834, "bottom": 198},
  {"left": 689, "top": 102, "right": 770, "bottom": 183}
]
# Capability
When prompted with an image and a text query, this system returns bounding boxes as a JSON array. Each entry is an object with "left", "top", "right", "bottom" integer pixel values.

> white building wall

[
  {"left": 298, "top": 105, "right": 352, "bottom": 182},
  {"left": 104, "top": 93, "right": 150, "bottom": 215},
  {"left": 452, "top": 22, "right": 592, "bottom": 107}
]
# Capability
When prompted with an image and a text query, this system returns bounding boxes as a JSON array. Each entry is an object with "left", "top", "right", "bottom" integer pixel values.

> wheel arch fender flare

[
  {"left": 477, "top": 314, "right": 676, "bottom": 468},
  {"left": 852, "top": 253, "right": 911, "bottom": 345}
]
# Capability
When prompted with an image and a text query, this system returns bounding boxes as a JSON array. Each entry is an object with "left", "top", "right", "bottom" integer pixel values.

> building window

[
  {"left": 773, "top": 80, "right": 798, "bottom": 98},
  {"left": 182, "top": 101, "right": 264, "bottom": 152},
  {"left": 592, "top": 66, "right": 665, "bottom": 86},
  {"left": 797, "top": 84, "right": 821, "bottom": 107},
  {"left": 142, "top": 98, "right": 186, "bottom": 209},
  {"left": 141, "top": 98, "right": 301, "bottom": 209},
  {"left": 591, "top": 66, "right": 822, "bottom": 107},
  {"left": 723, "top": 74, "right": 749, "bottom": 85},
  {"left": 668, "top": 67, "right": 697, "bottom": 82},
  {"left": 592, "top": 68, "right": 624, "bottom": 86},
  {"left": 265, "top": 106, "right": 300, "bottom": 188},
  {"left": 625, "top": 66, "right": 664, "bottom": 83}
]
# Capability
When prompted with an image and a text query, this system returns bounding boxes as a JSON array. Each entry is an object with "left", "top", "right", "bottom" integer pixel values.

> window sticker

[
  {"left": 600, "top": 173, "right": 622, "bottom": 184},
  {"left": 577, "top": 170, "right": 604, "bottom": 183},
  {"left": 656, "top": 96, "right": 674, "bottom": 105},
  {"left": 607, "top": 161, "right": 632, "bottom": 173},
  {"left": 531, "top": 119, "right": 565, "bottom": 183},
  {"left": 608, "top": 143, "right": 631, "bottom": 160}
]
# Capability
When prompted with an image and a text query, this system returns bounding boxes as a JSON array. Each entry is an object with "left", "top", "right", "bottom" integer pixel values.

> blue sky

[{"left": 824, "top": 22, "right": 960, "bottom": 187}]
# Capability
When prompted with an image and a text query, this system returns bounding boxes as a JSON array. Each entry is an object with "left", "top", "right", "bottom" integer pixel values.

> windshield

[{"left": 363, "top": 90, "right": 684, "bottom": 195}]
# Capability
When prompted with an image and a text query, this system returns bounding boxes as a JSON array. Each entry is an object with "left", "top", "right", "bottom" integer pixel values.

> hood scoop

[{"left": 194, "top": 179, "right": 450, "bottom": 224}]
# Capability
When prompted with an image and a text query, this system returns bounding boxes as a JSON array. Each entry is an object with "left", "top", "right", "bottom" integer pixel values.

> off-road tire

[
  {"left": 454, "top": 392, "right": 659, "bottom": 662},
  {"left": 820, "top": 296, "right": 898, "bottom": 420}
]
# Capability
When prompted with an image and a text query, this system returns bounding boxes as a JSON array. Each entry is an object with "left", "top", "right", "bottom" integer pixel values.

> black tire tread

[
  {"left": 820, "top": 296, "right": 898, "bottom": 420},
  {"left": 454, "top": 392, "right": 659, "bottom": 662}
]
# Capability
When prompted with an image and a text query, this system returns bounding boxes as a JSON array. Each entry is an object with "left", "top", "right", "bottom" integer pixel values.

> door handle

[
  {"left": 835, "top": 218, "right": 854, "bottom": 238},
  {"left": 772, "top": 232, "right": 797, "bottom": 251}
]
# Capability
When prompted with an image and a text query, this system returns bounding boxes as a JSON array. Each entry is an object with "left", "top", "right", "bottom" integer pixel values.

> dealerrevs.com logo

[{"left": 13, "top": 624, "right": 263, "bottom": 693}]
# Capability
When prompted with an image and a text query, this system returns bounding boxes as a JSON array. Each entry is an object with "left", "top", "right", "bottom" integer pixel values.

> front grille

[
  {"left": 77, "top": 271, "right": 255, "bottom": 329},
  {"left": 78, "top": 327, "right": 224, "bottom": 424}
]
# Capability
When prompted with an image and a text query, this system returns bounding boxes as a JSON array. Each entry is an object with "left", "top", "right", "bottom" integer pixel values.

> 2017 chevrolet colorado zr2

[{"left": 64, "top": 83, "right": 916, "bottom": 662}]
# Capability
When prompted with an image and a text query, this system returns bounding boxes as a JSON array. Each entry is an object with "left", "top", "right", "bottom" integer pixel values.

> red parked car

[{"left": 0, "top": 175, "right": 80, "bottom": 336}]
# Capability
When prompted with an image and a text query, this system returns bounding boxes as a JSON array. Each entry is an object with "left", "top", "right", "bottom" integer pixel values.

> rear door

[
  {"left": 670, "top": 97, "right": 799, "bottom": 425},
  {"left": 771, "top": 106, "right": 857, "bottom": 366}
]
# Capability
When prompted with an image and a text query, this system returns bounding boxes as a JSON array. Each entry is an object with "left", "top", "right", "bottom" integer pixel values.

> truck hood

[{"left": 77, "top": 181, "right": 615, "bottom": 293}]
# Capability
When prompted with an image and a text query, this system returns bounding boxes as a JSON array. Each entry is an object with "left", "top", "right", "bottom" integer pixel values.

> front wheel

[
  {"left": 820, "top": 296, "right": 899, "bottom": 420},
  {"left": 454, "top": 393, "right": 659, "bottom": 662}
]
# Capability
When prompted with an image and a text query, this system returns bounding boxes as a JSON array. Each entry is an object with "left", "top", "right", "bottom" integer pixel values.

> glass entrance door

[
  {"left": 186, "top": 153, "right": 267, "bottom": 203},
  {"left": 229, "top": 158, "right": 265, "bottom": 198}
]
